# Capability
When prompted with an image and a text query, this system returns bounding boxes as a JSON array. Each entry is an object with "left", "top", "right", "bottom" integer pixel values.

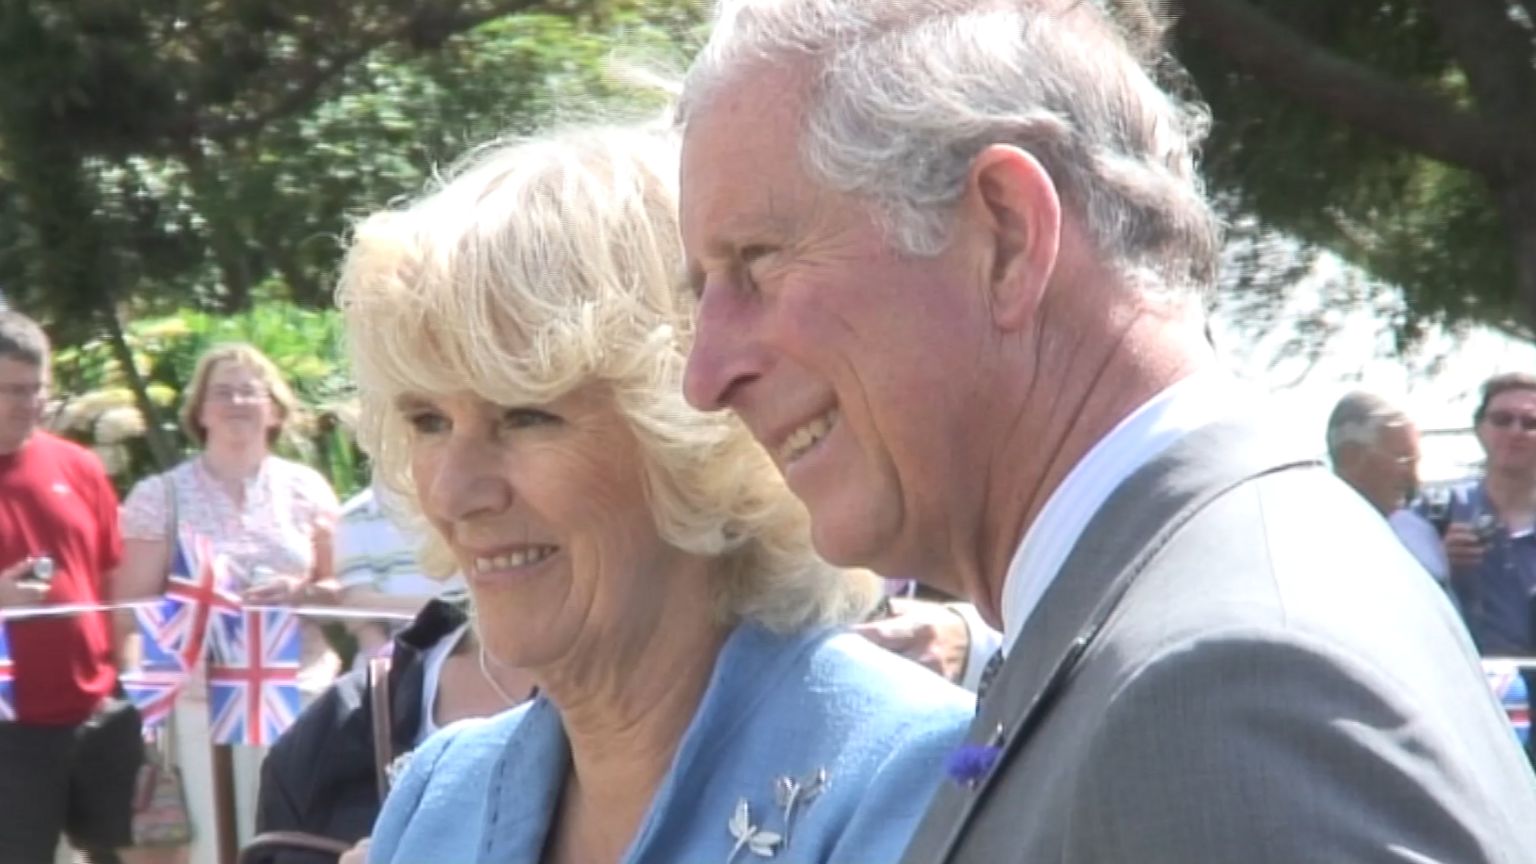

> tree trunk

[{"left": 101, "top": 301, "right": 178, "bottom": 471}]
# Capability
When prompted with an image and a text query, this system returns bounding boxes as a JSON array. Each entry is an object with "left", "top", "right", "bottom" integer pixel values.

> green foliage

[
  {"left": 1173, "top": 0, "right": 1535, "bottom": 335},
  {"left": 0, "top": 0, "right": 705, "bottom": 496},
  {"left": 201, "top": 11, "right": 687, "bottom": 309},
  {"left": 49, "top": 298, "right": 366, "bottom": 497},
  {"left": 0, "top": 0, "right": 705, "bottom": 336}
]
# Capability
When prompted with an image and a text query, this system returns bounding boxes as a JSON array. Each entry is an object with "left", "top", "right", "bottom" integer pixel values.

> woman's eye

[
  {"left": 501, "top": 408, "right": 560, "bottom": 430},
  {"left": 405, "top": 412, "right": 449, "bottom": 435}
]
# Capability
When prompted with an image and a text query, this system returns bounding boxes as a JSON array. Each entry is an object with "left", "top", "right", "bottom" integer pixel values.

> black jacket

[{"left": 249, "top": 599, "right": 468, "bottom": 864}]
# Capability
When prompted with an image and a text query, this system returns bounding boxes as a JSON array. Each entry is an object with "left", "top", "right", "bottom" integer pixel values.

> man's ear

[
  {"left": 1330, "top": 444, "right": 1356, "bottom": 476},
  {"left": 964, "top": 145, "right": 1061, "bottom": 331}
]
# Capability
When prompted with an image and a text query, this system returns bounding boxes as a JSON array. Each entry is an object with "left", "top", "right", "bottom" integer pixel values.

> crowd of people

[
  {"left": 5, "top": 0, "right": 1536, "bottom": 862},
  {"left": 1328, "top": 379, "right": 1536, "bottom": 683},
  {"left": 0, "top": 319, "right": 450, "bottom": 863}
]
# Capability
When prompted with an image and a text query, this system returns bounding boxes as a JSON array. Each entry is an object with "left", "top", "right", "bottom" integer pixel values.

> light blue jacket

[{"left": 369, "top": 624, "right": 974, "bottom": 864}]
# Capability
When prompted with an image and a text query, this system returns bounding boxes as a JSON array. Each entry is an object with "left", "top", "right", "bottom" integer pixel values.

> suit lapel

[{"left": 916, "top": 420, "right": 1321, "bottom": 862}]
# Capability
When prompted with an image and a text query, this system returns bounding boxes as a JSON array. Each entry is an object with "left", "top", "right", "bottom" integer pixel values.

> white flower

[{"left": 95, "top": 405, "right": 147, "bottom": 444}]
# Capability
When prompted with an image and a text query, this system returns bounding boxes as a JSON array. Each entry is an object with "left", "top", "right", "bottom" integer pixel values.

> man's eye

[
  {"left": 740, "top": 246, "right": 777, "bottom": 290},
  {"left": 501, "top": 408, "right": 561, "bottom": 430}
]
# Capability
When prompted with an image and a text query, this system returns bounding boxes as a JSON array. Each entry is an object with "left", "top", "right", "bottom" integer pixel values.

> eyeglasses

[
  {"left": 208, "top": 385, "right": 270, "bottom": 404},
  {"left": 0, "top": 382, "right": 43, "bottom": 400},
  {"left": 1484, "top": 411, "right": 1536, "bottom": 432}
]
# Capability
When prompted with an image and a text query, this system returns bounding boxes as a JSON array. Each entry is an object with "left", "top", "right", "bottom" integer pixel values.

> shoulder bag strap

[
  {"left": 238, "top": 830, "right": 353, "bottom": 863},
  {"left": 161, "top": 471, "right": 179, "bottom": 580},
  {"left": 369, "top": 655, "right": 394, "bottom": 802}
]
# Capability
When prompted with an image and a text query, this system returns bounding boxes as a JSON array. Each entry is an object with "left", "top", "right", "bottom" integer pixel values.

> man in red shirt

[{"left": 0, "top": 310, "right": 143, "bottom": 862}]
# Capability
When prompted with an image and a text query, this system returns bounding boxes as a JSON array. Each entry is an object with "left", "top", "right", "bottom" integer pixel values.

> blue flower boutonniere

[{"left": 946, "top": 725, "right": 1005, "bottom": 789}]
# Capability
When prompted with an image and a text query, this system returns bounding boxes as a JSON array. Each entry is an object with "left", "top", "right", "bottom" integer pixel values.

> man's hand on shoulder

[
  {"left": 853, "top": 597, "right": 972, "bottom": 683},
  {"left": 0, "top": 557, "right": 50, "bottom": 608}
]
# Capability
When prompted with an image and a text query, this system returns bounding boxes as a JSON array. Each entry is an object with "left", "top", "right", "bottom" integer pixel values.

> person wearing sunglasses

[{"left": 1416, "top": 372, "right": 1536, "bottom": 661}]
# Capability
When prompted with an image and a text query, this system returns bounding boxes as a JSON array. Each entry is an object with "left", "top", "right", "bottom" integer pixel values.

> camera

[
  {"left": 1473, "top": 513, "right": 1502, "bottom": 544},
  {"left": 20, "top": 555, "right": 54, "bottom": 584}
]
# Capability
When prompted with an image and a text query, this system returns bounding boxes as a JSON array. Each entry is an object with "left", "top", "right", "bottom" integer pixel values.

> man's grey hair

[
  {"left": 679, "top": 0, "right": 1221, "bottom": 300},
  {"left": 1326, "top": 391, "right": 1411, "bottom": 460}
]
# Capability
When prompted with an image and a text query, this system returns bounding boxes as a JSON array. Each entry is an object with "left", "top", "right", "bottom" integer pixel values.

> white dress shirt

[
  {"left": 1000, "top": 371, "right": 1246, "bottom": 656},
  {"left": 945, "top": 601, "right": 1005, "bottom": 691},
  {"left": 1388, "top": 508, "right": 1451, "bottom": 584}
]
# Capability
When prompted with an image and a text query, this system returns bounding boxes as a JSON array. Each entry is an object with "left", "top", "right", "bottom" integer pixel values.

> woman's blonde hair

[
  {"left": 336, "top": 122, "right": 879, "bottom": 632},
  {"left": 179, "top": 342, "right": 304, "bottom": 447}
]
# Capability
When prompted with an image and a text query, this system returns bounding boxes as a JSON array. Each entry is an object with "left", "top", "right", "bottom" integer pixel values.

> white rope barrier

[
  {"left": 0, "top": 600, "right": 415, "bottom": 622},
  {"left": 1484, "top": 657, "right": 1536, "bottom": 670}
]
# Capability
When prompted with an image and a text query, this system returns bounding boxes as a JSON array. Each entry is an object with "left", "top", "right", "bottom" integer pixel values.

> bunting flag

[
  {"left": 0, "top": 626, "right": 13, "bottom": 721},
  {"left": 3, "top": 531, "right": 347, "bottom": 741},
  {"left": 1483, "top": 659, "right": 1531, "bottom": 747},
  {"left": 207, "top": 606, "right": 302, "bottom": 746},
  {"left": 121, "top": 531, "right": 239, "bottom": 729},
  {"left": 119, "top": 663, "right": 187, "bottom": 729},
  {"left": 135, "top": 533, "right": 237, "bottom": 670}
]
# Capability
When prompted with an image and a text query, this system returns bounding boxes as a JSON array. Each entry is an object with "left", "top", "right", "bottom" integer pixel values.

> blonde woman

[
  {"left": 336, "top": 123, "right": 972, "bottom": 864},
  {"left": 117, "top": 343, "right": 341, "bottom": 862}
]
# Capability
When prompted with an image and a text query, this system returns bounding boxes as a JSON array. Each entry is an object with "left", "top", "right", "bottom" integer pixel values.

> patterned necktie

[{"left": 975, "top": 648, "right": 1006, "bottom": 713}]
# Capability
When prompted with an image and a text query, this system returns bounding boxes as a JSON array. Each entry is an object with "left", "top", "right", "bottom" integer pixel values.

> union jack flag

[
  {"left": 207, "top": 607, "right": 301, "bottom": 746},
  {"left": 122, "top": 531, "right": 241, "bottom": 729},
  {"left": 133, "top": 533, "right": 238, "bottom": 671},
  {"left": 120, "top": 664, "right": 185, "bottom": 728},
  {"left": 0, "top": 626, "right": 13, "bottom": 722},
  {"left": 1483, "top": 659, "right": 1530, "bottom": 747}
]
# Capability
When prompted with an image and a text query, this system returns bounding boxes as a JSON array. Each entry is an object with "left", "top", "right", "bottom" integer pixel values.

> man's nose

[{"left": 684, "top": 284, "right": 765, "bottom": 411}]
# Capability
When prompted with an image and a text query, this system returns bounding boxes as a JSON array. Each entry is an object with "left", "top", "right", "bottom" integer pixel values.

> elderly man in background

[
  {"left": 1326, "top": 390, "right": 1450, "bottom": 586},
  {"left": 676, "top": 0, "right": 1536, "bottom": 861}
]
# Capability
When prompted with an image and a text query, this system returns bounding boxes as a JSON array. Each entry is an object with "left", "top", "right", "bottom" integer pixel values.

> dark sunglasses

[{"left": 1485, "top": 411, "right": 1536, "bottom": 432}]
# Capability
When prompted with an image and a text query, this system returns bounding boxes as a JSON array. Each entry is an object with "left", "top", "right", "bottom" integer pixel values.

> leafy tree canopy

[{"left": 1171, "top": 0, "right": 1536, "bottom": 338}]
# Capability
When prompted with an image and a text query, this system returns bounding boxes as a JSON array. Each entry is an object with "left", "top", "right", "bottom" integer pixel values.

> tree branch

[
  {"left": 1417, "top": 0, "right": 1536, "bottom": 141},
  {"left": 1176, "top": 0, "right": 1508, "bottom": 175},
  {"left": 196, "top": 40, "right": 382, "bottom": 143},
  {"left": 196, "top": 0, "right": 551, "bottom": 143}
]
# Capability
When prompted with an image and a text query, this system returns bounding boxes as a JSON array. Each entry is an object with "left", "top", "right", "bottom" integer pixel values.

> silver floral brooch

[{"left": 726, "top": 768, "right": 829, "bottom": 862}]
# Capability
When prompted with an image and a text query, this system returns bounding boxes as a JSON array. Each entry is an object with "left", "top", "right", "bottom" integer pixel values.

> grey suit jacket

[{"left": 900, "top": 421, "right": 1536, "bottom": 863}]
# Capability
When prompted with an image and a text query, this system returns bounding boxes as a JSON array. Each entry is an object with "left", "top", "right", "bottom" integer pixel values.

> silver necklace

[{"left": 477, "top": 643, "right": 522, "bottom": 708}]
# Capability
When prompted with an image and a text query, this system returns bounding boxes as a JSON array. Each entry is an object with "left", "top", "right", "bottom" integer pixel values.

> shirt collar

[{"left": 999, "top": 369, "right": 1242, "bottom": 655}]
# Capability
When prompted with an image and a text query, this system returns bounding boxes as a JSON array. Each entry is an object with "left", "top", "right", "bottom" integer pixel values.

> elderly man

[
  {"left": 1326, "top": 391, "right": 1450, "bottom": 585},
  {"left": 677, "top": 1, "right": 1536, "bottom": 861},
  {"left": 1327, "top": 391, "right": 1422, "bottom": 516}
]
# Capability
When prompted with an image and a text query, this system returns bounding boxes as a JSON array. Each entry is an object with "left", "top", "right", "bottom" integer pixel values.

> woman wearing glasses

[{"left": 116, "top": 343, "right": 343, "bottom": 864}]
